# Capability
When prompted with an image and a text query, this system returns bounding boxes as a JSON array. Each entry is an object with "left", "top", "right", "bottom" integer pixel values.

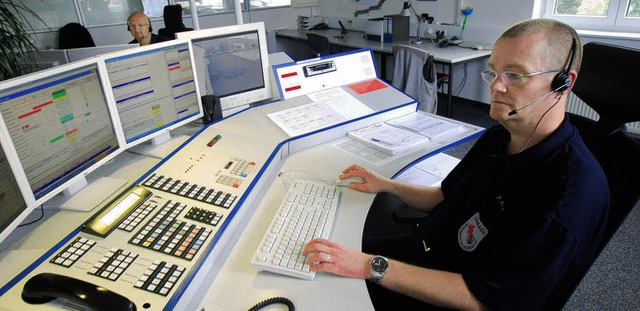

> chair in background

[
  {"left": 548, "top": 41, "right": 640, "bottom": 309},
  {"left": 306, "top": 33, "right": 330, "bottom": 58},
  {"left": 58, "top": 23, "right": 95, "bottom": 49},
  {"left": 391, "top": 44, "right": 438, "bottom": 114},
  {"left": 158, "top": 4, "right": 193, "bottom": 39}
]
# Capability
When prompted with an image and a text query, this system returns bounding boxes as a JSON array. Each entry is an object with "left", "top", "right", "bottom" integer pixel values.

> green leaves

[{"left": 0, "top": 0, "right": 45, "bottom": 81}]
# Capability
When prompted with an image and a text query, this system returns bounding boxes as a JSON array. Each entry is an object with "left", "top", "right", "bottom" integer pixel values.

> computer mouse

[{"left": 336, "top": 177, "right": 366, "bottom": 187}]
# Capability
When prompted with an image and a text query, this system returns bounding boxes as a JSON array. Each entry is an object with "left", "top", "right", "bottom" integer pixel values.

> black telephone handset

[
  {"left": 22, "top": 273, "right": 136, "bottom": 311},
  {"left": 309, "top": 22, "right": 329, "bottom": 30}
]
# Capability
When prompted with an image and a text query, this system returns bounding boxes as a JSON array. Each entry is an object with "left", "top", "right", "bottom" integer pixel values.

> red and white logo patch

[{"left": 458, "top": 212, "right": 489, "bottom": 252}]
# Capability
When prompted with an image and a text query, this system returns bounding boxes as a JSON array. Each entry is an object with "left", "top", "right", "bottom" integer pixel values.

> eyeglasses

[
  {"left": 480, "top": 68, "right": 563, "bottom": 85},
  {"left": 129, "top": 23, "right": 149, "bottom": 29}
]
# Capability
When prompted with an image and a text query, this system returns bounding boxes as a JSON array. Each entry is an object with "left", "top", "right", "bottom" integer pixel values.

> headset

[
  {"left": 126, "top": 14, "right": 152, "bottom": 32},
  {"left": 551, "top": 37, "right": 577, "bottom": 93},
  {"left": 508, "top": 37, "right": 577, "bottom": 117}
]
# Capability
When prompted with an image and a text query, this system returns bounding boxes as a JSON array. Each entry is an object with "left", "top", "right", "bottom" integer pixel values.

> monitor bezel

[
  {"left": 176, "top": 21, "right": 272, "bottom": 113},
  {"left": 0, "top": 57, "right": 126, "bottom": 209},
  {"left": 0, "top": 125, "right": 35, "bottom": 245},
  {"left": 100, "top": 39, "right": 204, "bottom": 150}
]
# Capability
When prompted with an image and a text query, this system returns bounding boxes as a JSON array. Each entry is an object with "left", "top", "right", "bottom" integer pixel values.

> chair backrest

[
  {"left": 571, "top": 42, "right": 640, "bottom": 135},
  {"left": 58, "top": 23, "right": 95, "bottom": 49},
  {"left": 550, "top": 41, "right": 640, "bottom": 309},
  {"left": 158, "top": 4, "right": 193, "bottom": 39},
  {"left": 391, "top": 44, "right": 438, "bottom": 114},
  {"left": 306, "top": 33, "right": 330, "bottom": 57}
]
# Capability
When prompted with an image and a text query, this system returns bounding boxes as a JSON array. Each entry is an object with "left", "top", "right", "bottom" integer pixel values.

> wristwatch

[{"left": 369, "top": 255, "right": 389, "bottom": 284}]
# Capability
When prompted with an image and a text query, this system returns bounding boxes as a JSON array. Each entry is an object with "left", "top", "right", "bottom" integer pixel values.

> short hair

[
  {"left": 497, "top": 18, "right": 582, "bottom": 72},
  {"left": 127, "top": 11, "right": 151, "bottom": 27}
]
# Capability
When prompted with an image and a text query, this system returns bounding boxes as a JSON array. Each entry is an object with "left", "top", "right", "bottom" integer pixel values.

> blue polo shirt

[{"left": 421, "top": 115, "right": 609, "bottom": 310}]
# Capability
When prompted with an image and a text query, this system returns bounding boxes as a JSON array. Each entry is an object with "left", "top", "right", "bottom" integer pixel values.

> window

[
  {"left": 24, "top": 0, "right": 290, "bottom": 32},
  {"left": 543, "top": 0, "right": 640, "bottom": 32},
  {"left": 173, "top": 0, "right": 290, "bottom": 17},
  {"left": 80, "top": 0, "right": 144, "bottom": 26},
  {"left": 25, "top": 0, "right": 80, "bottom": 31}
]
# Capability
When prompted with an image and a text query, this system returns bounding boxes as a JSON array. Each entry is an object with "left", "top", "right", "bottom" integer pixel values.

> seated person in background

[
  {"left": 303, "top": 18, "right": 609, "bottom": 310},
  {"left": 127, "top": 11, "right": 171, "bottom": 46}
]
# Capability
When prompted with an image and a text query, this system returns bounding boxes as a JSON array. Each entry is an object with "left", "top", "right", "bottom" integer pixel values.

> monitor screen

[
  {"left": 177, "top": 22, "right": 272, "bottom": 113},
  {"left": 102, "top": 40, "right": 202, "bottom": 146},
  {"left": 0, "top": 59, "right": 122, "bottom": 207},
  {"left": 66, "top": 43, "right": 139, "bottom": 62},
  {"left": 0, "top": 140, "right": 30, "bottom": 244}
]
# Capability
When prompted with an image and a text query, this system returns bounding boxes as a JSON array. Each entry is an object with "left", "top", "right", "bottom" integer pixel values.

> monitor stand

[
  {"left": 127, "top": 132, "right": 190, "bottom": 159},
  {"left": 43, "top": 176, "right": 127, "bottom": 212}
]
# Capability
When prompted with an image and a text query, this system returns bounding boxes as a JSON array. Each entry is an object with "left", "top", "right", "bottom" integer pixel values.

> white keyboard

[{"left": 251, "top": 179, "right": 340, "bottom": 280}]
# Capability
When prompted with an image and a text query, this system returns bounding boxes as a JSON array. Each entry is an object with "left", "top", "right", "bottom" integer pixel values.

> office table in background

[{"left": 275, "top": 28, "right": 492, "bottom": 117}]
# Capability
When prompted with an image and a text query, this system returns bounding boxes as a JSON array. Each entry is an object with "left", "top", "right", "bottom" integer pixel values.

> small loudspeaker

[{"left": 201, "top": 95, "right": 222, "bottom": 125}]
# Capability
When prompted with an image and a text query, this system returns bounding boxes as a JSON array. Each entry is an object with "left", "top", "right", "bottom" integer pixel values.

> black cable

[
  {"left": 455, "top": 63, "right": 468, "bottom": 97},
  {"left": 17, "top": 205, "right": 44, "bottom": 227},
  {"left": 248, "top": 297, "right": 295, "bottom": 311},
  {"left": 517, "top": 93, "right": 563, "bottom": 154}
]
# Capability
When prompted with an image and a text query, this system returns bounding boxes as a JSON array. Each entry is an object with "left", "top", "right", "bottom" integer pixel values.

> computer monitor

[
  {"left": 101, "top": 39, "right": 203, "bottom": 156},
  {"left": 0, "top": 138, "right": 31, "bottom": 245},
  {"left": 176, "top": 22, "right": 272, "bottom": 115},
  {"left": 66, "top": 43, "right": 140, "bottom": 62},
  {"left": 0, "top": 58, "right": 125, "bottom": 211}
]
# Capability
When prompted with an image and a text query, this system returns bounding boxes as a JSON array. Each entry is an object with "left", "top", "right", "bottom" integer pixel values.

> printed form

[{"left": 268, "top": 87, "right": 374, "bottom": 137}]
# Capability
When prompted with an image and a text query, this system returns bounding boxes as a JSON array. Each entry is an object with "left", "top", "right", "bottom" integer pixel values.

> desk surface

[
  {"left": 276, "top": 28, "right": 492, "bottom": 64},
  {"left": 0, "top": 72, "right": 483, "bottom": 310}
]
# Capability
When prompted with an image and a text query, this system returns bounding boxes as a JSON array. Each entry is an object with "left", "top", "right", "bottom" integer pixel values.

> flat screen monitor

[
  {"left": 66, "top": 43, "right": 140, "bottom": 62},
  {"left": 0, "top": 138, "right": 31, "bottom": 245},
  {"left": 102, "top": 39, "right": 203, "bottom": 152},
  {"left": 177, "top": 22, "right": 272, "bottom": 114},
  {"left": 0, "top": 58, "right": 125, "bottom": 211}
]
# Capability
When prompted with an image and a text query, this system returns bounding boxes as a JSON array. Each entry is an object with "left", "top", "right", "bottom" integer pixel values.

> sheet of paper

[
  {"left": 394, "top": 153, "right": 461, "bottom": 186},
  {"left": 306, "top": 87, "right": 374, "bottom": 119},
  {"left": 268, "top": 101, "right": 347, "bottom": 137},
  {"left": 347, "top": 123, "right": 430, "bottom": 155},
  {"left": 268, "top": 87, "right": 375, "bottom": 137},
  {"left": 333, "top": 139, "right": 398, "bottom": 166},
  {"left": 386, "top": 112, "right": 464, "bottom": 140}
]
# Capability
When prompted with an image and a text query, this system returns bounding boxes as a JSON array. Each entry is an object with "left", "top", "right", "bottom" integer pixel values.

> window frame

[{"left": 543, "top": 0, "right": 640, "bottom": 33}]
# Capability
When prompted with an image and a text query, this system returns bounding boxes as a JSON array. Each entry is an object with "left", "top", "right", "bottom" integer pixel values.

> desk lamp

[{"left": 401, "top": 1, "right": 425, "bottom": 44}]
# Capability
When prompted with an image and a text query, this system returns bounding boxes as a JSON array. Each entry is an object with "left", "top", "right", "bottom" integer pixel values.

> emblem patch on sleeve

[{"left": 458, "top": 212, "right": 489, "bottom": 252}]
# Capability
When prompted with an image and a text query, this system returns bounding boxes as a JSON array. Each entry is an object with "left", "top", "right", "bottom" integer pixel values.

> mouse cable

[
  {"left": 248, "top": 296, "right": 295, "bottom": 311},
  {"left": 18, "top": 205, "right": 44, "bottom": 228}
]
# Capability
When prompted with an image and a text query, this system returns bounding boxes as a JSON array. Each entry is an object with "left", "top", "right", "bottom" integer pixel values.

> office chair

[
  {"left": 547, "top": 41, "right": 640, "bottom": 309},
  {"left": 391, "top": 45, "right": 438, "bottom": 114},
  {"left": 306, "top": 33, "right": 330, "bottom": 57},
  {"left": 58, "top": 23, "right": 95, "bottom": 49},
  {"left": 158, "top": 4, "right": 193, "bottom": 39}
]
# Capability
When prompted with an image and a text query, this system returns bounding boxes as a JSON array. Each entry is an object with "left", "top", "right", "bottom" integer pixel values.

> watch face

[{"left": 371, "top": 256, "right": 388, "bottom": 273}]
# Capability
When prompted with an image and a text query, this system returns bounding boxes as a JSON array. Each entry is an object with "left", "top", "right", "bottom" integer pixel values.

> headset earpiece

[{"left": 551, "top": 37, "right": 577, "bottom": 93}]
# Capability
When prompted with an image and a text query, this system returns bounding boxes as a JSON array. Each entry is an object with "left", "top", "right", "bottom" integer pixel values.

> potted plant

[{"left": 0, "top": 0, "right": 44, "bottom": 81}]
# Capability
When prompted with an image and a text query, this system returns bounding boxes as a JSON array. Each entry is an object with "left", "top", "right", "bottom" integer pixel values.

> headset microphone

[
  {"left": 507, "top": 86, "right": 563, "bottom": 116},
  {"left": 508, "top": 38, "right": 576, "bottom": 117}
]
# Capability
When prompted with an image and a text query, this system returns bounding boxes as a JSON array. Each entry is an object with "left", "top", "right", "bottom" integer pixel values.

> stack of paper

[
  {"left": 346, "top": 112, "right": 467, "bottom": 156},
  {"left": 347, "top": 123, "right": 430, "bottom": 155},
  {"left": 385, "top": 113, "right": 464, "bottom": 140}
]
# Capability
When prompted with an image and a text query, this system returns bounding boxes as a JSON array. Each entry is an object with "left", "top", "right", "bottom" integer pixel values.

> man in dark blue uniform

[{"left": 303, "top": 18, "right": 609, "bottom": 310}]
